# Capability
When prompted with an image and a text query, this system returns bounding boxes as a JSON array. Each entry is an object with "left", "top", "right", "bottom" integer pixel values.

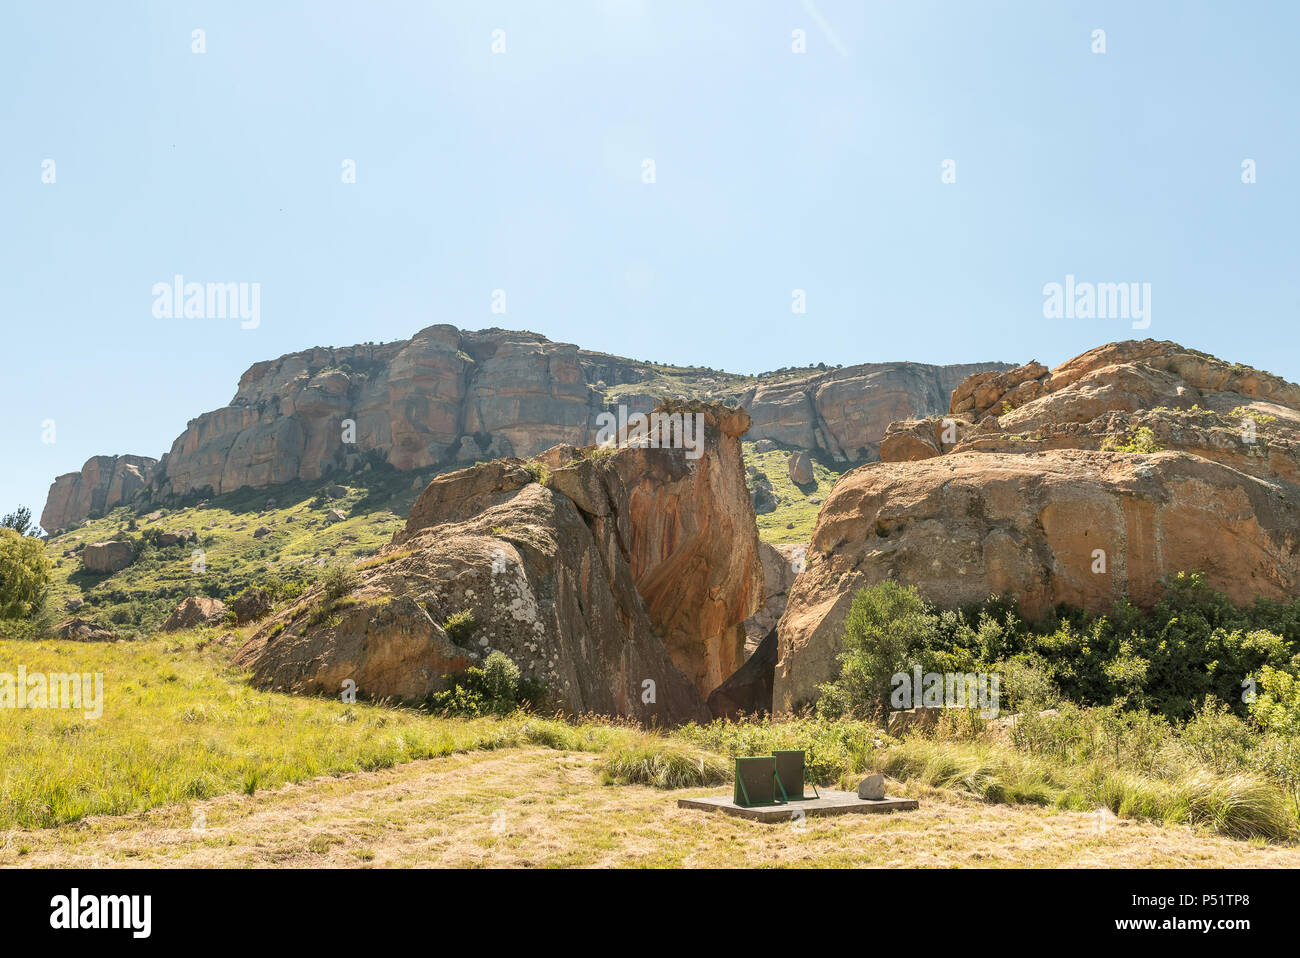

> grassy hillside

[
  {"left": 39, "top": 467, "right": 427, "bottom": 634},
  {"left": 743, "top": 441, "right": 846, "bottom": 545}
]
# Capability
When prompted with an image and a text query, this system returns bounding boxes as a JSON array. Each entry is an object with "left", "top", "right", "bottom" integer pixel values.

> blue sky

[{"left": 2, "top": 1, "right": 1296, "bottom": 525}]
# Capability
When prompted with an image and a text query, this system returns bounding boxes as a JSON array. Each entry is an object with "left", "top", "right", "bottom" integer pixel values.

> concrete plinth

[{"left": 677, "top": 788, "right": 918, "bottom": 823}]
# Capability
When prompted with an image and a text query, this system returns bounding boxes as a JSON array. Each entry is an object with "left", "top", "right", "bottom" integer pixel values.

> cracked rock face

[
  {"left": 234, "top": 403, "right": 763, "bottom": 725},
  {"left": 776, "top": 340, "right": 1300, "bottom": 713},
  {"left": 41, "top": 325, "right": 1008, "bottom": 530},
  {"left": 41, "top": 455, "right": 158, "bottom": 533}
]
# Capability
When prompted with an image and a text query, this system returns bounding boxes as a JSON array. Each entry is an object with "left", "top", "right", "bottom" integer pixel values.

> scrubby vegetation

[
  {"left": 1100, "top": 425, "right": 1163, "bottom": 454},
  {"left": 0, "top": 527, "right": 52, "bottom": 621},
  {"left": 815, "top": 575, "right": 1300, "bottom": 722},
  {"left": 426, "top": 651, "right": 544, "bottom": 717}
]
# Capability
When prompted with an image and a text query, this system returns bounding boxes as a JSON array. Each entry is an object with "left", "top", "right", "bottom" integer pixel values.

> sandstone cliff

[
  {"left": 41, "top": 455, "right": 158, "bottom": 532},
  {"left": 233, "top": 403, "right": 763, "bottom": 724},
  {"left": 40, "top": 324, "right": 1008, "bottom": 530},
  {"left": 775, "top": 340, "right": 1300, "bottom": 712}
]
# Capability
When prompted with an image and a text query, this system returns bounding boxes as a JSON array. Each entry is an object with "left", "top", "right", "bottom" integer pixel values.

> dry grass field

[{"left": 5, "top": 747, "right": 1298, "bottom": 869}]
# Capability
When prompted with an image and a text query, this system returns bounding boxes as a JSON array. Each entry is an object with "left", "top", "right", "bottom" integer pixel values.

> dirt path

[{"left": 3, "top": 748, "right": 1297, "bottom": 868}]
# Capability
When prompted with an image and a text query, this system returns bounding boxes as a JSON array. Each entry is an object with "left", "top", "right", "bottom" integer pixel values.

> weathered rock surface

[
  {"left": 234, "top": 403, "right": 763, "bottom": 724},
  {"left": 231, "top": 588, "right": 273, "bottom": 624},
  {"left": 776, "top": 341, "right": 1300, "bottom": 712},
  {"left": 80, "top": 540, "right": 135, "bottom": 574},
  {"left": 787, "top": 450, "right": 814, "bottom": 484},
  {"left": 41, "top": 455, "right": 158, "bottom": 533},
  {"left": 739, "top": 361, "right": 1009, "bottom": 462},
  {"left": 706, "top": 628, "right": 777, "bottom": 720},
  {"left": 161, "top": 596, "right": 228, "bottom": 631},
  {"left": 743, "top": 541, "right": 803, "bottom": 651},
  {"left": 42, "top": 325, "right": 1008, "bottom": 526},
  {"left": 55, "top": 617, "right": 114, "bottom": 642}
]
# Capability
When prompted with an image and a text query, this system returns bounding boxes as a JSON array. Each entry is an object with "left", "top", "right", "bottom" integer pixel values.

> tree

[
  {"left": 1, "top": 506, "right": 40, "bottom": 538},
  {"left": 815, "top": 581, "right": 940, "bottom": 719},
  {"left": 0, "top": 527, "right": 52, "bottom": 619}
]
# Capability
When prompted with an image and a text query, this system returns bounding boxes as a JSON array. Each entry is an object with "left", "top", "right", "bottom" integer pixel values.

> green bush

[
  {"left": 817, "top": 573, "right": 1300, "bottom": 722},
  {"left": 815, "top": 581, "right": 941, "bottom": 720},
  {"left": 426, "top": 652, "right": 539, "bottom": 717},
  {"left": 320, "top": 564, "right": 357, "bottom": 603},
  {"left": 0, "top": 528, "right": 52, "bottom": 620},
  {"left": 1250, "top": 665, "right": 1300, "bottom": 736},
  {"left": 442, "top": 610, "right": 477, "bottom": 645}
]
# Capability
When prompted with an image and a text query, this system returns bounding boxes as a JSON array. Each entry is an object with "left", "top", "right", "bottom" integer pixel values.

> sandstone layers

[
  {"left": 40, "top": 455, "right": 157, "bottom": 534},
  {"left": 775, "top": 340, "right": 1300, "bottom": 711},
  {"left": 233, "top": 403, "right": 763, "bottom": 724},
  {"left": 41, "top": 325, "right": 1008, "bottom": 531}
]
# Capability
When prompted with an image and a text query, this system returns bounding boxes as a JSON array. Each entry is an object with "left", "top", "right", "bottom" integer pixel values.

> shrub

[
  {"left": 481, "top": 651, "right": 521, "bottom": 704},
  {"left": 320, "top": 564, "right": 357, "bottom": 603},
  {"left": 0, "top": 528, "right": 52, "bottom": 620},
  {"left": 442, "top": 610, "right": 478, "bottom": 645},
  {"left": 426, "top": 652, "right": 537, "bottom": 717},
  {"left": 1100, "top": 426, "right": 1162, "bottom": 454},
  {"left": 1250, "top": 665, "right": 1300, "bottom": 736},
  {"left": 815, "top": 581, "right": 941, "bottom": 719}
]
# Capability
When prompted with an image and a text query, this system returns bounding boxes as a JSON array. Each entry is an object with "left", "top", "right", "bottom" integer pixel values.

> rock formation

[
  {"left": 234, "top": 402, "right": 763, "bottom": 724},
  {"left": 161, "top": 596, "right": 228, "bottom": 631},
  {"left": 80, "top": 540, "right": 135, "bottom": 574},
  {"left": 742, "top": 541, "right": 803, "bottom": 651},
  {"left": 41, "top": 455, "right": 158, "bottom": 533},
  {"left": 775, "top": 340, "right": 1300, "bottom": 712},
  {"left": 41, "top": 325, "right": 1008, "bottom": 529}
]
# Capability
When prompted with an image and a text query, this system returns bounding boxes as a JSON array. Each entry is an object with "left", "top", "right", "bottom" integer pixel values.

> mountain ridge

[{"left": 41, "top": 324, "right": 1010, "bottom": 531}]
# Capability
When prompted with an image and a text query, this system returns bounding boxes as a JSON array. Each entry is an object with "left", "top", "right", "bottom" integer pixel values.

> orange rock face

[
  {"left": 775, "top": 340, "right": 1300, "bottom": 712},
  {"left": 237, "top": 403, "right": 762, "bottom": 723},
  {"left": 41, "top": 455, "right": 158, "bottom": 533}
]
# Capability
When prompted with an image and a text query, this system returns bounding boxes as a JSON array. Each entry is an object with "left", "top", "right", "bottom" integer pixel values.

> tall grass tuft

[{"left": 598, "top": 737, "right": 731, "bottom": 789}]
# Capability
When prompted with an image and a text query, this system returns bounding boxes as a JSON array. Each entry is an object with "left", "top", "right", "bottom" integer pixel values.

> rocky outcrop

[
  {"left": 41, "top": 455, "right": 158, "bottom": 533},
  {"left": 738, "top": 361, "right": 1010, "bottom": 462},
  {"left": 234, "top": 403, "right": 763, "bottom": 724},
  {"left": 743, "top": 541, "right": 803, "bottom": 651},
  {"left": 707, "top": 629, "right": 777, "bottom": 720},
  {"left": 80, "top": 540, "right": 135, "bottom": 574},
  {"left": 161, "top": 596, "right": 228, "bottom": 631},
  {"left": 55, "top": 617, "right": 114, "bottom": 642},
  {"left": 230, "top": 588, "right": 273, "bottom": 624},
  {"left": 42, "top": 325, "right": 1009, "bottom": 527},
  {"left": 775, "top": 341, "right": 1300, "bottom": 712}
]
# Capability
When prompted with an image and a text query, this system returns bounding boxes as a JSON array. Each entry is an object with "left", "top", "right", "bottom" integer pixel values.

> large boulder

[
  {"left": 55, "top": 617, "right": 114, "bottom": 642},
  {"left": 787, "top": 450, "right": 814, "bottom": 484},
  {"left": 161, "top": 596, "right": 228, "bottom": 631},
  {"left": 231, "top": 588, "right": 273, "bottom": 624},
  {"left": 775, "top": 341, "right": 1300, "bottom": 713},
  {"left": 81, "top": 540, "right": 135, "bottom": 574},
  {"left": 235, "top": 402, "right": 763, "bottom": 724},
  {"left": 742, "top": 541, "right": 803, "bottom": 650}
]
